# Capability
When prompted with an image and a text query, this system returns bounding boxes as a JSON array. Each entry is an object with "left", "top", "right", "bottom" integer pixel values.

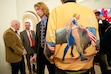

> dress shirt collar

[
  {"left": 41, "top": 16, "right": 48, "bottom": 27},
  {"left": 26, "top": 29, "right": 31, "bottom": 35},
  {"left": 26, "top": 29, "right": 31, "bottom": 32},
  {"left": 10, "top": 27, "right": 16, "bottom": 32}
]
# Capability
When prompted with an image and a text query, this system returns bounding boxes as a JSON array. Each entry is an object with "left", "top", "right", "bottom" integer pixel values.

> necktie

[
  {"left": 29, "top": 31, "right": 35, "bottom": 47},
  {"left": 15, "top": 30, "right": 22, "bottom": 43},
  {"left": 15, "top": 30, "right": 17, "bottom": 33},
  {"left": 40, "top": 21, "right": 45, "bottom": 48},
  {"left": 15, "top": 30, "right": 19, "bottom": 37}
]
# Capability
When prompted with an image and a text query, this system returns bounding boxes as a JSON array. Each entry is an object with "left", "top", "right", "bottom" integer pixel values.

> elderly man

[{"left": 3, "top": 20, "right": 27, "bottom": 74}]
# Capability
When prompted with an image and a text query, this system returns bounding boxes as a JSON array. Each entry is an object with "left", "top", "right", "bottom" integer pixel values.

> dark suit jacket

[
  {"left": 98, "top": 20, "right": 111, "bottom": 54},
  {"left": 34, "top": 19, "right": 48, "bottom": 54},
  {"left": 3, "top": 28, "right": 24, "bottom": 63},
  {"left": 20, "top": 30, "right": 35, "bottom": 55},
  {"left": 100, "top": 25, "right": 111, "bottom": 53},
  {"left": 98, "top": 20, "right": 110, "bottom": 40}
]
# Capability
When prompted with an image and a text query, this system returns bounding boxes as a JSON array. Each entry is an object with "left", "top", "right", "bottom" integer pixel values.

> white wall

[
  {"left": 0, "top": 0, "right": 30, "bottom": 74},
  {"left": 0, "top": 0, "right": 111, "bottom": 74},
  {"left": 16, "top": 0, "right": 61, "bottom": 29},
  {"left": 79, "top": 0, "right": 111, "bottom": 10},
  {"left": 0, "top": 0, "right": 18, "bottom": 74},
  {"left": 0, "top": 0, "right": 61, "bottom": 74}
]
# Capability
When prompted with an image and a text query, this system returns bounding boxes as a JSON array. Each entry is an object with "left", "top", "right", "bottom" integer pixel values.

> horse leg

[
  {"left": 70, "top": 46, "right": 74, "bottom": 57},
  {"left": 76, "top": 47, "right": 88, "bottom": 61}
]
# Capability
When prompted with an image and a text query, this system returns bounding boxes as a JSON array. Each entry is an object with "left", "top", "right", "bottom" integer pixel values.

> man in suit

[
  {"left": 3, "top": 20, "right": 27, "bottom": 74},
  {"left": 91, "top": 10, "right": 110, "bottom": 74},
  {"left": 20, "top": 22, "right": 36, "bottom": 74},
  {"left": 30, "top": 2, "right": 55, "bottom": 74}
]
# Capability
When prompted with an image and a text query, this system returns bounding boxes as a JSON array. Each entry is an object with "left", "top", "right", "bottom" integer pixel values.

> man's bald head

[{"left": 11, "top": 20, "right": 20, "bottom": 31}]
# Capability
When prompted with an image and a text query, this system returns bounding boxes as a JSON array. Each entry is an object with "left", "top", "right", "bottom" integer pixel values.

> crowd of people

[{"left": 3, "top": 0, "right": 111, "bottom": 74}]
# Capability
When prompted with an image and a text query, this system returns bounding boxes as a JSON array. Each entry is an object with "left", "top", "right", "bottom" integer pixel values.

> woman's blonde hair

[{"left": 34, "top": 2, "right": 49, "bottom": 16}]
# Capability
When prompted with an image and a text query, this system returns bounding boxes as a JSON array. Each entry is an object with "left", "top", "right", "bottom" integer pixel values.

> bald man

[{"left": 3, "top": 20, "right": 27, "bottom": 74}]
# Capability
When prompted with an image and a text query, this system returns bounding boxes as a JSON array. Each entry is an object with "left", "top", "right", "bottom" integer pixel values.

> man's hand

[
  {"left": 23, "top": 50, "right": 27, "bottom": 55},
  {"left": 47, "top": 44, "right": 55, "bottom": 53},
  {"left": 30, "top": 54, "right": 37, "bottom": 64}
]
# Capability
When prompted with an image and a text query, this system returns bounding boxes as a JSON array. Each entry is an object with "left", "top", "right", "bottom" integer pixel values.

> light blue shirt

[{"left": 41, "top": 17, "right": 48, "bottom": 28}]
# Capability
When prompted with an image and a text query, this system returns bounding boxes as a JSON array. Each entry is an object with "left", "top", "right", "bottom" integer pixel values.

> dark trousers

[
  {"left": 36, "top": 48, "right": 55, "bottom": 74},
  {"left": 90, "top": 53, "right": 108, "bottom": 74},
  {"left": 102, "top": 70, "right": 111, "bottom": 74},
  {"left": 26, "top": 53, "right": 35, "bottom": 72},
  {"left": 10, "top": 56, "right": 26, "bottom": 74},
  {"left": 107, "top": 53, "right": 111, "bottom": 66},
  {"left": 55, "top": 66, "right": 89, "bottom": 74}
]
